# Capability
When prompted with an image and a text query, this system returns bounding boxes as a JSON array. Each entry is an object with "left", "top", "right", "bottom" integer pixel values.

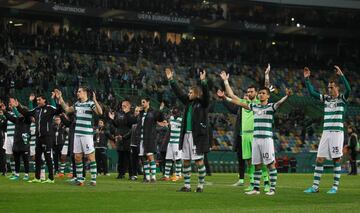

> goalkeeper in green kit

[{"left": 218, "top": 65, "right": 273, "bottom": 192}]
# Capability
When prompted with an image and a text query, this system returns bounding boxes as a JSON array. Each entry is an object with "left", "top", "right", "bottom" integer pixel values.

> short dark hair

[
  {"left": 348, "top": 125, "right": 357, "bottom": 132},
  {"left": 79, "top": 86, "right": 90, "bottom": 93},
  {"left": 259, "top": 87, "right": 270, "bottom": 95},
  {"left": 328, "top": 80, "right": 339, "bottom": 87},
  {"left": 247, "top": 85, "right": 257, "bottom": 91},
  {"left": 141, "top": 97, "right": 151, "bottom": 102},
  {"left": 37, "top": 95, "right": 47, "bottom": 100},
  {"left": 122, "top": 99, "right": 131, "bottom": 104}
]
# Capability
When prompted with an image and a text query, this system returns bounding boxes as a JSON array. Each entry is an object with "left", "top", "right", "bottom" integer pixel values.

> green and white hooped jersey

[
  {"left": 6, "top": 112, "right": 15, "bottom": 137},
  {"left": 140, "top": 112, "right": 147, "bottom": 142},
  {"left": 169, "top": 116, "right": 182, "bottom": 144},
  {"left": 321, "top": 94, "right": 347, "bottom": 132},
  {"left": 249, "top": 103, "right": 278, "bottom": 139},
  {"left": 29, "top": 122, "right": 36, "bottom": 147},
  {"left": 74, "top": 100, "right": 96, "bottom": 135}
]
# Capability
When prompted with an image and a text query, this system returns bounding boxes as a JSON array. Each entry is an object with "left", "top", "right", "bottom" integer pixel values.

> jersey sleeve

[
  {"left": 271, "top": 103, "right": 278, "bottom": 111},
  {"left": 305, "top": 79, "right": 322, "bottom": 101},
  {"left": 90, "top": 101, "right": 96, "bottom": 111},
  {"left": 340, "top": 94, "right": 347, "bottom": 103},
  {"left": 248, "top": 103, "right": 254, "bottom": 111}
]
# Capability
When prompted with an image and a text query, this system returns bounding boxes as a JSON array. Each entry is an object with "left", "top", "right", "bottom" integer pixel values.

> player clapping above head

[{"left": 219, "top": 72, "right": 292, "bottom": 195}]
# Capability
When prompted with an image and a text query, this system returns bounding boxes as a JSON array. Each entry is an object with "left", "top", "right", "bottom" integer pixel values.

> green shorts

[{"left": 242, "top": 133, "right": 253, "bottom": 160}]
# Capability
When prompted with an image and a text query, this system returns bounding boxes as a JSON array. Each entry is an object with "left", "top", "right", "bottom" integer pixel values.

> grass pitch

[{"left": 0, "top": 173, "right": 359, "bottom": 212}]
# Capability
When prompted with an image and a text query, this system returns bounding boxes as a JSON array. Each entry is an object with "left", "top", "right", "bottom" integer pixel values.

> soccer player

[
  {"left": 27, "top": 94, "right": 36, "bottom": 172},
  {"left": 161, "top": 106, "right": 183, "bottom": 182},
  {"left": 219, "top": 66, "right": 271, "bottom": 191},
  {"left": 137, "top": 97, "right": 164, "bottom": 182},
  {"left": 3, "top": 97, "right": 18, "bottom": 178},
  {"left": 0, "top": 103, "right": 6, "bottom": 176},
  {"left": 55, "top": 87, "right": 103, "bottom": 186},
  {"left": 59, "top": 112, "right": 75, "bottom": 179},
  {"left": 58, "top": 125, "right": 70, "bottom": 177},
  {"left": 0, "top": 102, "right": 30, "bottom": 181},
  {"left": 303, "top": 66, "right": 351, "bottom": 194},
  {"left": 52, "top": 115, "right": 66, "bottom": 175},
  {"left": 165, "top": 67, "right": 210, "bottom": 193},
  {"left": 29, "top": 117, "right": 36, "bottom": 172},
  {"left": 219, "top": 73, "right": 291, "bottom": 195}
]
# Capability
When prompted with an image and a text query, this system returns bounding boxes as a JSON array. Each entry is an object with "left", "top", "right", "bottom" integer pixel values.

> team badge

[{"left": 257, "top": 110, "right": 264, "bottom": 115}]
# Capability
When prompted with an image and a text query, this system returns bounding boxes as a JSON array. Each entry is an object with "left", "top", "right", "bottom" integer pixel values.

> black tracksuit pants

[
  {"left": 95, "top": 148, "right": 108, "bottom": 174},
  {"left": 129, "top": 146, "right": 139, "bottom": 177},
  {"left": 35, "top": 136, "right": 54, "bottom": 180},
  {"left": 13, "top": 151, "right": 29, "bottom": 174}
]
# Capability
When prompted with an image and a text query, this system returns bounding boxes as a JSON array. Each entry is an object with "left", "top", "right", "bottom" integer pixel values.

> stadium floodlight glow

[
  {"left": 9, "top": 20, "right": 13, "bottom": 24},
  {"left": 291, "top": 17, "right": 295, "bottom": 21},
  {"left": 14, "top": 23, "right": 23, "bottom": 27}
]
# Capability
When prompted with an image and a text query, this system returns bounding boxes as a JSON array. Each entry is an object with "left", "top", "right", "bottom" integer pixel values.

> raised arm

[
  {"left": 264, "top": 64, "right": 271, "bottom": 89},
  {"left": 108, "top": 111, "right": 119, "bottom": 127},
  {"left": 220, "top": 94, "right": 250, "bottom": 110},
  {"left": 12, "top": 98, "right": 33, "bottom": 117},
  {"left": 92, "top": 92, "right": 103, "bottom": 115},
  {"left": 220, "top": 71, "right": 241, "bottom": 100},
  {"left": 199, "top": 70, "right": 210, "bottom": 107},
  {"left": 0, "top": 104, "right": 19, "bottom": 124},
  {"left": 217, "top": 89, "right": 239, "bottom": 114},
  {"left": 304, "top": 67, "right": 322, "bottom": 100},
  {"left": 49, "top": 92, "right": 57, "bottom": 107},
  {"left": 274, "top": 88, "right": 292, "bottom": 109},
  {"left": 165, "top": 68, "right": 188, "bottom": 105},
  {"left": 335, "top": 65, "right": 351, "bottom": 100},
  {"left": 54, "top": 89, "right": 75, "bottom": 113},
  {"left": 28, "top": 94, "right": 35, "bottom": 110}
]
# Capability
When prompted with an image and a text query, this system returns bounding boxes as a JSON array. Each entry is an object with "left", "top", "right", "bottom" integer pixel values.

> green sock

[
  {"left": 249, "top": 165, "right": 255, "bottom": 184},
  {"left": 262, "top": 165, "right": 269, "bottom": 184}
]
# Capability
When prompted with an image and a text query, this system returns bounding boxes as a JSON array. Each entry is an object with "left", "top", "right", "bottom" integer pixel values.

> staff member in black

[
  {"left": 94, "top": 119, "right": 111, "bottom": 176},
  {"left": 346, "top": 125, "right": 358, "bottom": 175},
  {"left": 0, "top": 102, "right": 7, "bottom": 176},
  {"left": 14, "top": 93, "right": 62, "bottom": 183},
  {"left": 165, "top": 67, "right": 210, "bottom": 193},
  {"left": 0, "top": 103, "right": 30, "bottom": 180},
  {"left": 108, "top": 100, "right": 136, "bottom": 179},
  {"left": 129, "top": 106, "right": 141, "bottom": 181},
  {"left": 52, "top": 115, "right": 66, "bottom": 175}
]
